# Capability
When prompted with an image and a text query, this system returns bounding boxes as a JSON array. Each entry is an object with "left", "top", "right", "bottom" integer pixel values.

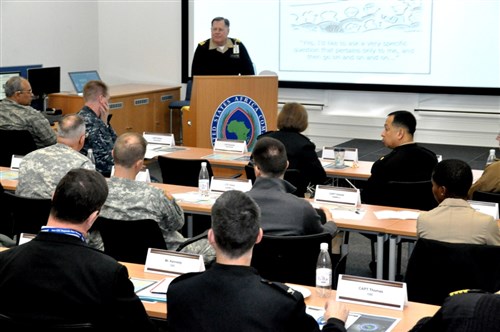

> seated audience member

[
  {"left": 258, "top": 102, "right": 327, "bottom": 191},
  {"left": 468, "top": 132, "right": 500, "bottom": 198},
  {"left": 409, "top": 290, "right": 500, "bottom": 332},
  {"left": 362, "top": 110, "right": 438, "bottom": 205},
  {"left": 0, "top": 169, "right": 157, "bottom": 331},
  {"left": 95, "top": 132, "right": 214, "bottom": 262},
  {"left": 16, "top": 114, "right": 94, "bottom": 199},
  {"left": 78, "top": 80, "right": 117, "bottom": 177},
  {"left": 167, "top": 190, "right": 349, "bottom": 332},
  {"left": 247, "top": 137, "right": 337, "bottom": 236},
  {"left": 0, "top": 76, "right": 56, "bottom": 148},
  {"left": 417, "top": 159, "right": 500, "bottom": 245},
  {"left": 0, "top": 182, "right": 15, "bottom": 248}
]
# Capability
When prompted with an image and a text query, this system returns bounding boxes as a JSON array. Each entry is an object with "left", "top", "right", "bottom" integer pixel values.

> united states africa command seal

[{"left": 211, "top": 95, "right": 267, "bottom": 151}]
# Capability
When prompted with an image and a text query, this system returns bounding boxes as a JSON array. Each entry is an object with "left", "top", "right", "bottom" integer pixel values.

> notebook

[{"left": 68, "top": 70, "right": 101, "bottom": 95}]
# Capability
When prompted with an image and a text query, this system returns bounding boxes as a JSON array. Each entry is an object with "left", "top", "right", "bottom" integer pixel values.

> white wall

[{"left": 1, "top": 0, "right": 499, "bottom": 148}]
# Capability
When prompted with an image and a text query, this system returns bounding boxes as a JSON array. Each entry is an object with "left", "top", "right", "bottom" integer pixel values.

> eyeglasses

[{"left": 18, "top": 89, "right": 33, "bottom": 94}]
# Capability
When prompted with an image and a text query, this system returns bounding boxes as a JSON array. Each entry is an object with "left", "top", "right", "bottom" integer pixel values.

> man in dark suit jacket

[
  {"left": 247, "top": 137, "right": 337, "bottom": 236},
  {"left": 167, "top": 190, "right": 348, "bottom": 332},
  {"left": 0, "top": 169, "right": 157, "bottom": 331}
]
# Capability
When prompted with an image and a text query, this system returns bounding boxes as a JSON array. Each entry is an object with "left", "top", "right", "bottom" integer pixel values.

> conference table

[
  {"left": 154, "top": 145, "right": 483, "bottom": 181},
  {"left": 123, "top": 261, "right": 439, "bottom": 330},
  {"left": 0, "top": 247, "right": 439, "bottom": 330}
]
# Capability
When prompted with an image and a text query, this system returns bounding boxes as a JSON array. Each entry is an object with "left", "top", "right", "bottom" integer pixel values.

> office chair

[
  {"left": 0, "top": 130, "right": 37, "bottom": 167},
  {"left": 93, "top": 217, "right": 167, "bottom": 264},
  {"left": 364, "top": 180, "right": 437, "bottom": 279},
  {"left": 157, "top": 155, "right": 213, "bottom": 187},
  {"left": 405, "top": 238, "right": 500, "bottom": 305},
  {"left": 244, "top": 164, "right": 307, "bottom": 197},
  {"left": 251, "top": 232, "right": 339, "bottom": 287},
  {"left": 168, "top": 79, "right": 193, "bottom": 145},
  {"left": 472, "top": 190, "right": 500, "bottom": 216},
  {"left": 3, "top": 191, "right": 51, "bottom": 243}
]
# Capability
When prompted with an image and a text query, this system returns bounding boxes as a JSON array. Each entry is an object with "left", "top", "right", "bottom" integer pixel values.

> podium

[{"left": 182, "top": 75, "right": 278, "bottom": 150}]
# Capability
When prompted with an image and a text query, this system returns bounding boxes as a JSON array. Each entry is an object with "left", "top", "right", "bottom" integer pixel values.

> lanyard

[{"left": 40, "top": 227, "right": 86, "bottom": 242}]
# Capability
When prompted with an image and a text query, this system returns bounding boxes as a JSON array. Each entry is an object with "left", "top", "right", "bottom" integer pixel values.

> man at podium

[{"left": 192, "top": 17, "right": 255, "bottom": 76}]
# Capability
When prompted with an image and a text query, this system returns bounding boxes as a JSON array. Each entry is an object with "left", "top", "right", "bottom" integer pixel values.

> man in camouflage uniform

[
  {"left": 96, "top": 132, "right": 214, "bottom": 263},
  {"left": 77, "top": 80, "right": 117, "bottom": 177},
  {"left": 0, "top": 76, "right": 56, "bottom": 148},
  {"left": 16, "top": 114, "right": 94, "bottom": 199}
]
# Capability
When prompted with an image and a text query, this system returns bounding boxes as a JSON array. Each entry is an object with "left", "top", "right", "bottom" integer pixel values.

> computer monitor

[
  {"left": 68, "top": 70, "right": 101, "bottom": 95},
  {"left": 0, "top": 71, "right": 20, "bottom": 100},
  {"left": 27, "top": 67, "right": 61, "bottom": 111}
]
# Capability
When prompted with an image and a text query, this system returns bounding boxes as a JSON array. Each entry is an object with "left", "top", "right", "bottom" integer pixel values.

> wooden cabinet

[{"left": 48, "top": 84, "right": 180, "bottom": 135}]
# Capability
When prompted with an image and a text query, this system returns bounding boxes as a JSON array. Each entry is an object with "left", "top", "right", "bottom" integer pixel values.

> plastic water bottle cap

[
  {"left": 320, "top": 242, "right": 328, "bottom": 251},
  {"left": 201, "top": 162, "right": 207, "bottom": 167}
]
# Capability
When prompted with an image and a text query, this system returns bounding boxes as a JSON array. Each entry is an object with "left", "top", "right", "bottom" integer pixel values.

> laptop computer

[{"left": 68, "top": 70, "right": 101, "bottom": 96}]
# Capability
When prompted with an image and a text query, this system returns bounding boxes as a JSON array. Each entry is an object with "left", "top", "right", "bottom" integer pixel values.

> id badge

[{"left": 233, "top": 44, "right": 240, "bottom": 54}]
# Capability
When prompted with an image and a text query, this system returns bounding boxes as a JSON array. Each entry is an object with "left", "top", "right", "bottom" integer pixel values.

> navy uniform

[
  {"left": 409, "top": 291, "right": 500, "bottom": 332},
  {"left": 16, "top": 143, "right": 94, "bottom": 199},
  {"left": 0, "top": 98, "right": 56, "bottom": 148},
  {"left": 167, "top": 263, "right": 346, "bottom": 332},
  {"left": 191, "top": 37, "right": 255, "bottom": 76},
  {"left": 78, "top": 105, "right": 117, "bottom": 177},
  {"left": 361, "top": 143, "right": 438, "bottom": 205}
]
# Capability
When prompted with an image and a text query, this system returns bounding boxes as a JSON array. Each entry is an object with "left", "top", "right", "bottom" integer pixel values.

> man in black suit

[
  {"left": 167, "top": 190, "right": 348, "bottom": 332},
  {"left": 0, "top": 169, "right": 157, "bottom": 331}
]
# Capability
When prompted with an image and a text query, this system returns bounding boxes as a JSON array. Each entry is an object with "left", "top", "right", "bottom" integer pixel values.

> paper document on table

[
  {"left": 374, "top": 210, "right": 420, "bottom": 220},
  {"left": 329, "top": 208, "right": 366, "bottom": 220},
  {"left": 306, "top": 307, "right": 400, "bottom": 331},
  {"left": 131, "top": 277, "right": 172, "bottom": 303},
  {"left": 172, "top": 192, "right": 216, "bottom": 205}
]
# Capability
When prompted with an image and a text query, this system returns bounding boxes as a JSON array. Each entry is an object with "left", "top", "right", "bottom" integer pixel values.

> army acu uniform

[
  {"left": 0, "top": 99, "right": 56, "bottom": 148},
  {"left": 16, "top": 143, "right": 94, "bottom": 199}
]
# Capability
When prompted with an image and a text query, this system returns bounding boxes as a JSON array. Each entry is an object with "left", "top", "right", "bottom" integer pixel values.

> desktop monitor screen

[
  {"left": 68, "top": 70, "right": 101, "bottom": 95},
  {"left": 27, "top": 66, "right": 61, "bottom": 98},
  {"left": 0, "top": 71, "right": 20, "bottom": 100}
]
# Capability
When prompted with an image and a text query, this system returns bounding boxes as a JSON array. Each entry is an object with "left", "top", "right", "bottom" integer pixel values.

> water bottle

[
  {"left": 316, "top": 242, "right": 332, "bottom": 297},
  {"left": 198, "top": 161, "right": 210, "bottom": 197},
  {"left": 486, "top": 149, "right": 496, "bottom": 166},
  {"left": 87, "top": 148, "right": 96, "bottom": 165}
]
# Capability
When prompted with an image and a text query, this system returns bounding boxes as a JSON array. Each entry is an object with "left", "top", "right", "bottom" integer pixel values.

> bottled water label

[
  {"left": 316, "top": 268, "right": 332, "bottom": 287},
  {"left": 198, "top": 179, "right": 209, "bottom": 196}
]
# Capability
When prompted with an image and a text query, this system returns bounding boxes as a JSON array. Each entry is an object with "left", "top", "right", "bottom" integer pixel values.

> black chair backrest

[
  {"left": 251, "top": 232, "right": 334, "bottom": 286},
  {"left": 405, "top": 238, "right": 500, "bottom": 305},
  {"left": 94, "top": 217, "right": 167, "bottom": 264},
  {"left": 158, "top": 156, "right": 213, "bottom": 187},
  {"left": 0, "top": 130, "right": 37, "bottom": 167},
  {"left": 185, "top": 79, "right": 193, "bottom": 101},
  {"left": 472, "top": 191, "right": 500, "bottom": 216},
  {"left": 244, "top": 164, "right": 307, "bottom": 197},
  {"left": 385, "top": 180, "right": 437, "bottom": 211},
  {"left": 3, "top": 191, "right": 51, "bottom": 241}
]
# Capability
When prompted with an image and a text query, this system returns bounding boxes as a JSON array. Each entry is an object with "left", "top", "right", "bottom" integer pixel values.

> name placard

[
  {"left": 213, "top": 139, "right": 247, "bottom": 153},
  {"left": 336, "top": 274, "right": 407, "bottom": 311},
  {"left": 210, "top": 176, "right": 253, "bottom": 194},
  {"left": 322, "top": 146, "right": 358, "bottom": 163},
  {"left": 144, "top": 248, "right": 205, "bottom": 276},
  {"left": 10, "top": 154, "right": 23, "bottom": 170},
  {"left": 468, "top": 200, "right": 499, "bottom": 219},
  {"left": 314, "top": 185, "right": 360, "bottom": 211},
  {"left": 143, "top": 132, "right": 175, "bottom": 146},
  {"left": 18, "top": 233, "right": 36, "bottom": 245}
]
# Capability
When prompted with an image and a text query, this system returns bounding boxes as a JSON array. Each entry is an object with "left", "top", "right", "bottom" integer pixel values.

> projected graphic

[{"left": 280, "top": 0, "right": 432, "bottom": 74}]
